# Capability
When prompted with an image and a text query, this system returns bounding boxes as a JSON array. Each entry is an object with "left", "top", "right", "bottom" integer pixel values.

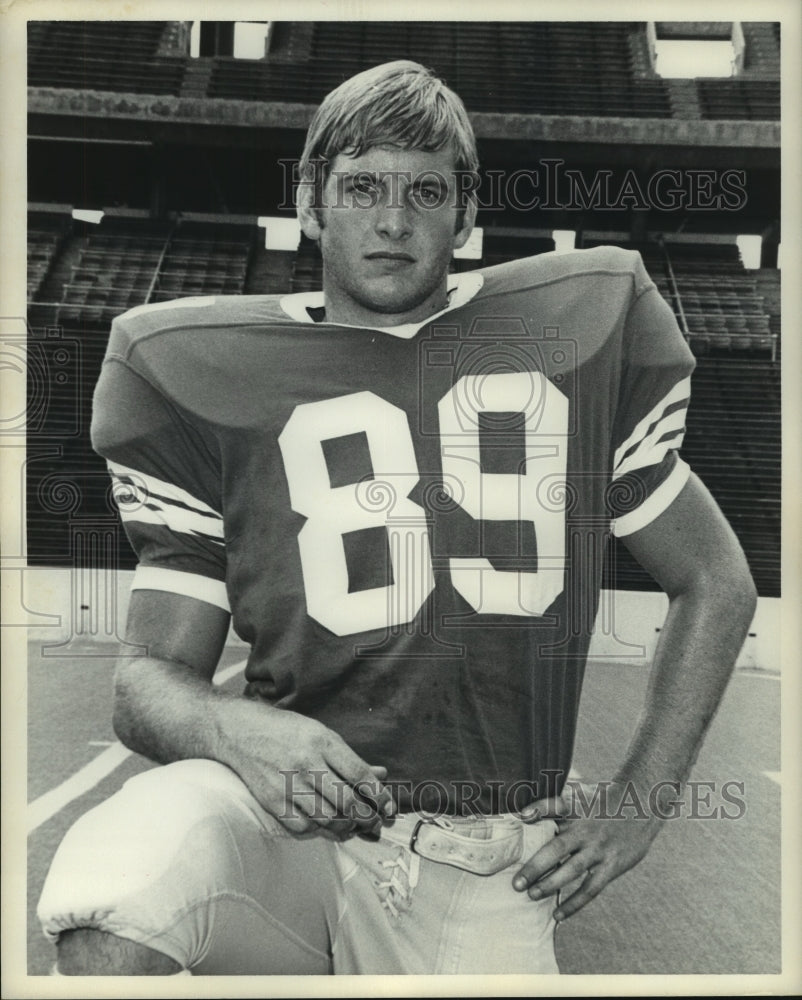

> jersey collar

[{"left": 279, "top": 271, "right": 484, "bottom": 340}]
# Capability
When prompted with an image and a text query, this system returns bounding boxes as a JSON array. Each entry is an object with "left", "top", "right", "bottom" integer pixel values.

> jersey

[{"left": 92, "top": 246, "right": 696, "bottom": 814}]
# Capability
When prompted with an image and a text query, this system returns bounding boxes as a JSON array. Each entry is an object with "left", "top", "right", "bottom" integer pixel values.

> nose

[{"left": 374, "top": 197, "right": 413, "bottom": 241}]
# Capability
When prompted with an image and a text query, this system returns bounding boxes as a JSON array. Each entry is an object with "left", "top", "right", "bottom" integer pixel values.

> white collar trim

[{"left": 278, "top": 271, "right": 484, "bottom": 339}]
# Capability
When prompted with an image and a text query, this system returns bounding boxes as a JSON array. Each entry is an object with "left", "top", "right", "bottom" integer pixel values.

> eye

[
  {"left": 413, "top": 184, "right": 446, "bottom": 208},
  {"left": 347, "top": 173, "right": 380, "bottom": 196}
]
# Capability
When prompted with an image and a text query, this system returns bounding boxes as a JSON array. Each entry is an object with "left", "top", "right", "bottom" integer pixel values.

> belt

[{"left": 408, "top": 815, "right": 524, "bottom": 876}]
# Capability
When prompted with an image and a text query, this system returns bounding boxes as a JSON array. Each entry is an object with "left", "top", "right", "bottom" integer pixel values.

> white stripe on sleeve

[
  {"left": 132, "top": 566, "right": 230, "bottom": 611},
  {"left": 108, "top": 462, "right": 224, "bottom": 542},
  {"left": 611, "top": 458, "right": 691, "bottom": 537},
  {"left": 613, "top": 377, "right": 691, "bottom": 479}
]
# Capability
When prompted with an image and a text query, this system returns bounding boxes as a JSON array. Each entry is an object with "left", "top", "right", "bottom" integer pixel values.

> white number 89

[{"left": 278, "top": 372, "right": 568, "bottom": 637}]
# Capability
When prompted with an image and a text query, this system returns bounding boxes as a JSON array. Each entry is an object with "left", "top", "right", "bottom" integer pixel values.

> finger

[
  {"left": 324, "top": 746, "right": 396, "bottom": 819},
  {"left": 274, "top": 810, "right": 317, "bottom": 836},
  {"left": 519, "top": 796, "right": 569, "bottom": 823},
  {"left": 512, "top": 833, "right": 579, "bottom": 891},
  {"left": 352, "top": 773, "right": 396, "bottom": 819},
  {"left": 526, "top": 854, "right": 590, "bottom": 900},
  {"left": 289, "top": 769, "right": 381, "bottom": 833},
  {"left": 553, "top": 869, "right": 606, "bottom": 921}
]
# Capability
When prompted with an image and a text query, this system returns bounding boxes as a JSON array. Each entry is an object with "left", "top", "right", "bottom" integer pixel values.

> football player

[{"left": 38, "top": 60, "right": 757, "bottom": 975}]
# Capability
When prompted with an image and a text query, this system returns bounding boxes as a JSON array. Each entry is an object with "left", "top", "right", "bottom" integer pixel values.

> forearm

[
  {"left": 112, "top": 651, "right": 392, "bottom": 835},
  {"left": 113, "top": 589, "right": 391, "bottom": 834},
  {"left": 615, "top": 570, "right": 756, "bottom": 793},
  {"left": 113, "top": 654, "right": 245, "bottom": 765}
]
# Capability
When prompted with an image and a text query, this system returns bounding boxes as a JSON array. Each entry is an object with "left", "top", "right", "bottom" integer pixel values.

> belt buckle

[{"left": 409, "top": 818, "right": 426, "bottom": 856}]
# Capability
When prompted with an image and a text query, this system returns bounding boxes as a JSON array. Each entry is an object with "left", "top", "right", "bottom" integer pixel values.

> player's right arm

[
  {"left": 113, "top": 590, "right": 392, "bottom": 836},
  {"left": 94, "top": 306, "right": 392, "bottom": 836}
]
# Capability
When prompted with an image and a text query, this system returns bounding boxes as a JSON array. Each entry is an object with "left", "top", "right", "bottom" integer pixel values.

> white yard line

[
  {"left": 26, "top": 742, "right": 133, "bottom": 834},
  {"left": 27, "top": 658, "right": 246, "bottom": 835},
  {"left": 762, "top": 771, "right": 781, "bottom": 786}
]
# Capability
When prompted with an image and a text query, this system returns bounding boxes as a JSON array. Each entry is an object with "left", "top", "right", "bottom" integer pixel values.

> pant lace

[{"left": 376, "top": 851, "right": 420, "bottom": 918}]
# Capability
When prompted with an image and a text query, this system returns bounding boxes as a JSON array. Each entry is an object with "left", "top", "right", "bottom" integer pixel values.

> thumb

[{"left": 519, "top": 795, "right": 569, "bottom": 823}]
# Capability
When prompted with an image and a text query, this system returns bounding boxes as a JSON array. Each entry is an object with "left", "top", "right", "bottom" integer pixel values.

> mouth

[{"left": 364, "top": 251, "right": 416, "bottom": 263}]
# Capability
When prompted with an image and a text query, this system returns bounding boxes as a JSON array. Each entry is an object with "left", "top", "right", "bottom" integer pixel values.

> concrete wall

[
  {"left": 11, "top": 567, "right": 781, "bottom": 673},
  {"left": 586, "top": 588, "right": 781, "bottom": 673}
]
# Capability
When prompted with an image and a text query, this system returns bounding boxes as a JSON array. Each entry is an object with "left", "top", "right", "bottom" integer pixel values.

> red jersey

[{"left": 92, "top": 247, "right": 695, "bottom": 813}]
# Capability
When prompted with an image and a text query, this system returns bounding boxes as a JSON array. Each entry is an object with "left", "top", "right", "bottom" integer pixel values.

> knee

[
  {"left": 39, "top": 763, "right": 263, "bottom": 974},
  {"left": 56, "top": 928, "right": 183, "bottom": 976}
]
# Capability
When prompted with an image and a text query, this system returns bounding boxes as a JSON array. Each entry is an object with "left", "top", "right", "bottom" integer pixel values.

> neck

[{"left": 323, "top": 285, "right": 451, "bottom": 329}]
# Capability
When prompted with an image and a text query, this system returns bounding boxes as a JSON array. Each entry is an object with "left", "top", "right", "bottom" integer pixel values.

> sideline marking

[{"left": 27, "top": 658, "right": 246, "bottom": 835}]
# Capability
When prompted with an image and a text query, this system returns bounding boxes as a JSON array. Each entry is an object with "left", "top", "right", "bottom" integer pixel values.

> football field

[{"left": 25, "top": 640, "right": 781, "bottom": 979}]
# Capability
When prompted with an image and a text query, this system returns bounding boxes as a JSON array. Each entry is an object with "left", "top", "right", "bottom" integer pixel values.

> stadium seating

[
  {"left": 208, "top": 22, "right": 673, "bottom": 117},
  {"left": 28, "top": 21, "right": 185, "bottom": 94},
  {"left": 681, "top": 357, "right": 781, "bottom": 595},
  {"left": 28, "top": 21, "right": 169, "bottom": 60},
  {"left": 582, "top": 237, "right": 777, "bottom": 357},
  {"left": 29, "top": 219, "right": 780, "bottom": 355},
  {"left": 29, "top": 20, "right": 780, "bottom": 125},
  {"left": 664, "top": 243, "right": 776, "bottom": 355},
  {"left": 150, "top": 225, "right": 252, "bottom": 301},
  {"left": 27, "top": 214, "right": 70, "bottom": 300},
  {"left": 57, "top": 228, "right": 168, "bottom": 325},
  {"left": 697, "top": 79, "right": 780, "bottom": 120},
  {"left": 27, "top": 217, "right": 254, "bottom": 325},
  {"left": 290, "top": 236, "right": 323, "bottom": 292},
  {"left": 477, "top": 233, "right": 556, "bottom": 268}
]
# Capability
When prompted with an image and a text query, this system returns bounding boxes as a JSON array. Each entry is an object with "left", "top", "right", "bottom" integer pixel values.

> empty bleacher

[
  {"left": 208, "top": 22, "right": 673, "bottom": 118},
  {"left": 582, "top": 236, "right": 777, "bottom": 357},
  {"left": 28, "top": 215, "right": 255, "bottom": 326},
  {"left": 477, "top": 232, "right": 555, "bottom": 268},
  {"left": 682, "top": 357, "right": 781, "bottom": 596},
  {"left": 290, "top": 235, "right": 323, "bottom": 293},
  {"left": 28, "top": 21, "right": 185, "bottom": 94},
  {"left": 56, "top": 222, "right": 170, "bottom": 326},
  {"left": 697, "top": 79, "right": 780, "bottom": 120},
  {"left": 29, "top": 218, "right": 780, "bottom": 356},
  {"left": 150, "top": 224, "right": 252, "bottom": 301},
  {"left": 25, "top": 214, "right": 254, "bottom": 566},
  {"left": 28, "top": 20, "right": 781, "bottom": 125},
  {"left": 27, "top": 213, "right": 70, "bottom": 300},
  {"left": 28, "top": 21, "right": 169, "bottom": 61},
  {"left": 664, "top": 242, "right": 776, "bottom": 355}
]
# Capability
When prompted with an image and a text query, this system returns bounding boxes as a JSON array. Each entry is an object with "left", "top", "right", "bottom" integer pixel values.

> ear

[
  {"left": 297, "top": 179, "right": 323, "bottom": 241},
  {"left": 453, "top": 197, "right": 477, "bottom": 251}
]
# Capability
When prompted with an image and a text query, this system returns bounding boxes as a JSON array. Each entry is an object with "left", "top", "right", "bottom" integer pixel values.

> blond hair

[{"left": 299, "top": 60, "right": 479, "bottom": 199}]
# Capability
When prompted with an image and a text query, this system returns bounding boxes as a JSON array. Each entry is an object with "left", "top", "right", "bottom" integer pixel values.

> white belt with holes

[{"left": 408, "top": 816, "right": 524, "bottom": 876}]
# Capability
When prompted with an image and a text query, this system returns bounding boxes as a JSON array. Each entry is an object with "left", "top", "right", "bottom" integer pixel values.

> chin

[{"left": 360, "top": 285, "right": 440, "bottom": 319}]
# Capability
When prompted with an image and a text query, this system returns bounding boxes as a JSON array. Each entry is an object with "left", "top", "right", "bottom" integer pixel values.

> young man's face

[{"left": 301, "top": 144, "right": 474, "bottom": 327}]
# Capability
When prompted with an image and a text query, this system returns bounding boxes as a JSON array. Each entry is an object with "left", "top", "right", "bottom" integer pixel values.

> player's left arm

[{"left": 512, "top": 471, "right": 757, "bottom": 919}]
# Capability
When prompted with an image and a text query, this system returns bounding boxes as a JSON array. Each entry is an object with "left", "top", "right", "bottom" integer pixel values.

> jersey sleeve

[
  {"left": 608, "top": 255, "right": 696, "bottom": 537},
  {"left": 91, "top": 332, "right": 229, "bottom": 612}
]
